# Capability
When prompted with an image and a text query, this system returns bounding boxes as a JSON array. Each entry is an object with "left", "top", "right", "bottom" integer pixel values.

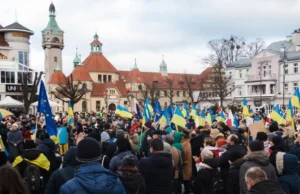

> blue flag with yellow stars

[{"left": 37, "top": 80, "right": 57, "bottom": 136}]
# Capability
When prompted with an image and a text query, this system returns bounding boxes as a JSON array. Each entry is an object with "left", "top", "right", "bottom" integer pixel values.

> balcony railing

[{"left": 247, "top": 73, "right": 277, "bottom": 81}]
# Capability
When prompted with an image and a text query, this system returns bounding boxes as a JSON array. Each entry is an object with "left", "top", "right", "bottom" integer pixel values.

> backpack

[
  {"left": 209, "top": 171, "right": 225, "bottom": 194},
  {"left": 24, "top": 162, "right": 43, "bottom": 192}
]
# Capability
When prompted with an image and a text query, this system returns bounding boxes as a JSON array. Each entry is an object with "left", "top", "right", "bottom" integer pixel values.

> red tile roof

[
  {"left": 91, "top": 80, "right": 128, "bottom": 97},
  {"left": 69, "top": 66, "right": 93, "bottom": 81},
  {"left": 90, "top": 40, "right": 102, "bottom": 45},
  {"left": 82, "top": 53, "right": 118, "bottom": 73},
  {"left": 48, "top": 70, "right": 67, "bottom": 84}
]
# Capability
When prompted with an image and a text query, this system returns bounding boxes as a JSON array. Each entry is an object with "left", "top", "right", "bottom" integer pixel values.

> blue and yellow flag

[
  {"left": 234, "top": 116, "right": 239, "bottom": 128},
  {"left": 206, "top": 108, "right": 213, "bottom": 126},
  {"left": 115, "top": 105, "right": 133, "bottom": 119},
  {"left": 145, "top": 98, "right": 153, "bottom": 114},
  {"left": 190, "top": 104, "right": 197, "bottom": 120},
  {"left": 159, "top": 109, "right": 170, "bottom": 125},
  {"left": 286, "top": 99, "right": 295, "bottom": 129},
  {"left": 0, "top": 136, "right": 9, "bottom": 156},
  {"left": 37, "top": 80, "right": 57, "bottom": 136},
  {"left": 181, "top": 103, "right": 189, "bottom": 118},
  {"left": 197, "top": 109, "right": 206, "bottom": 127},
  {"left": 136, "top": 103, "right": 142, "bottom": 119},
  {"left": 171, "top": 106, "right": 186, "bottom": 131},
  {"left": 68, "top": 102, "right": 74, "bottom": 127},
  {"left": 243, "top": 97, "right": 250, "bottom": 118},
  {"left": 166, "top": 105, "right": 174, "bottom": 119},
  {"left": 270, "top": 105, "right": 284, "bottom": 124},
  {"left": 217, "top": 110, "right": 226, "bottom": 122},
  {"left": 291, "top": 88, "right": 300, "bottom": 109},
  {"left": 142, "top": 105, "right": 150, "bottom": 126},
  {"left": 154, "top": 99, "right": 162, "bottom": 122}
]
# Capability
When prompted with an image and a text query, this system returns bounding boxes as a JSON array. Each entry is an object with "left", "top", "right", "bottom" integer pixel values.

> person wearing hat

[
  {"left": 239, "top": 140, "right": 278, "bottom": 194},
  {"left": 117, "top": 154, "right": 146, "bottom": 194},
  {"left": 60, "top": 137, "right": 126, "bottom": 194},
  {"left": 138, "top": 139, "right": 173, "bottom": 194},
  {"left": 130, "top": 118, "right": 140, "bottom": 133}
]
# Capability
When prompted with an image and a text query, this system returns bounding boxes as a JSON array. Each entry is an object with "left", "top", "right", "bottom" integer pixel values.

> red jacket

[
  {"left": 21, "top": 128, "right": 32, "bottom": 140},
  {"left": 130, "top": 122, "right": 140, "bottom": 133}
]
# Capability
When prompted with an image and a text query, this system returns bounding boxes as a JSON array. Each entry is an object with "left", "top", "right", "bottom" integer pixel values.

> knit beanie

[
  {"left": 249, "top": 140, "right": 264, "bottom": 152},
  {"left": 101, "top": 131, "right": 110, "bottom": 142},
  {"left": 271, "top": 135, "right": 283, "bottom": 147},
  {"left": 116, "top": 129, "right": 125, "bottom": 138},
  {"left": 256, "top": 132, "right": 268, "bottom": 141},
  {"left": 201, "top": 149, "right": 213, "bottom": 161},
  {"left": 165, "top": 127, "right": 172, "bottom": 134},
  {"left": 121, "top": 154, "right": 138, "bottom": 167},
  {"left": 76, "top": 137, "right": 102, "bottom": 163},
  {"left": 216, "top": 138, "right": 226, "bottom": 148},
  {"left": 87, "top": 132, "right": 101, "bottom": 142}
]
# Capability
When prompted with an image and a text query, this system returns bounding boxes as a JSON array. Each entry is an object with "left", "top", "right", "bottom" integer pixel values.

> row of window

[
  {"left": 284, "top": 82, "right": 299, "bottom": 93},
  {"left": 162, "top": 90, "right": 186, "bottom": 97},
  {"left": 98, "top": 75, "right": 112, "bottom": 83},
  {"left": 284, "top": 63, "right": 298, "bottom": 74},
  {"left": 0, "top": 71, "right": 33, "bottom": 84}
]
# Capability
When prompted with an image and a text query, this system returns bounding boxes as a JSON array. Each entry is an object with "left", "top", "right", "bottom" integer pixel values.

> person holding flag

[{"left": 154, "top": 99, "right": 162, "bottom": 122}]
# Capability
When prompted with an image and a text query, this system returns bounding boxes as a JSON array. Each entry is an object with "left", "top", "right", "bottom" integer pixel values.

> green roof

[{"left": 42, "top": 15, "right": 63, "bottom": 35}]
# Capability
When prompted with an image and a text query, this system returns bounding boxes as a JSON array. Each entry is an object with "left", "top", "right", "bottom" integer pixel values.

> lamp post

[
  {"left": 282, "top": 46, "right": 286, "bottom": 110},
  {"left": 103, "top": 88, "right": 108, "bottom": 113}
]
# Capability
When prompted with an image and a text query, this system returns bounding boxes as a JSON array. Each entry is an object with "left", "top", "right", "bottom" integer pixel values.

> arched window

[
  {"left": 52, "top": 37, "right": 59, "bottom": 42},
  {"left": 82, "top": 101, "right": 87, "bottom": 112}
]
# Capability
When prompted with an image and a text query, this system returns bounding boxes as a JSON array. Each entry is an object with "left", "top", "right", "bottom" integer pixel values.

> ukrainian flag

[
  {"left": 145, "top": 98, "right": 153, "bottom": 114},
  {"left": 270, "top": 105, "right": 283, "bottom": 123},
  {"left": 142, "top": 105, "right": 150, "bottom": 126},
  {"left": 243, "top": 97, "right": 250, "bottom": 118},
  {"left": 286, "top": 99, "right": 295, "bottom": 129},
  {"left": 115, "top": 105, "right": 133, "bottom": 119},
  {"left": 190, "top": 104, "right": 197, "bottom": 120},
  {"left": 217, "top": 110, "right": 226, "bottom": 122},
  {"left": 181, "top": 103, "right": 189, "bottom": 118},
  {"left": 0, "top": 136, "right": 9, "bottom": 156},
  {"left": 171, "top": 106, "right": 186, "bottom": 131},
  {"left": 291, "top": 88, "right": 300, "bottom": 109},
  {"left": 68, "top": 102, "right": 74, "bottom": 127},
  {"left": 159, "top": 110, "right": 170, "bottom": 125},
  {"left": 197, "top": 109, "right": 206, "bottom": 126},
  {"left": 207, "top": 108, "right": 213, "bottom": 126},
  {"left": 37, "top": 80, "right": 57, "bottom": 136}
]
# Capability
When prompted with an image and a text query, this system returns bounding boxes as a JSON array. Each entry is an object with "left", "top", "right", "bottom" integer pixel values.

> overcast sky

[{"left": 1, "top": 0, "right": 300, "bottom": 76}]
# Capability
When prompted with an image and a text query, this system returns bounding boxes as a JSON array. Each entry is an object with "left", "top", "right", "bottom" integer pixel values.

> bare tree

[
  {"left": 243, "top": 38, "right": 266, "bottom": 58},
  {"left": 165, "top": 77, "right": 174, "bottom": 105},
  {"left": 51, "top": 75, "right": 86, "bottom": 109},
  {"left": 138, "top": 81, "right": 160, "bottom": 107},
  {"left": 20, "top": 71, "right": 44, "bottom": 114}
]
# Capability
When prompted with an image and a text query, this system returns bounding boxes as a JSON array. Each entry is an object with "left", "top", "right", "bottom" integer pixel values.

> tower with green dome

[
  {"left": 73, "top": 48, "right": 82, "bottom": 68},
  {"left": 42, "top": 2, "right": 64, "bottom": 85}
]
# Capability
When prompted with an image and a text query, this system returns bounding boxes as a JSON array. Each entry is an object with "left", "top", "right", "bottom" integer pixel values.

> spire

[
  {"left": 160, "top": 55, "right": 168, "bottom": 76},
  {"left": 73, "top": 47, "right": 81, "bottom": 68},
  {"left": 49, "top": 2, "right": 56, "bottom": 16},
  {"left": 133, "top": 58, "right": 138, "bottom": 70},
  {"left": 90, "top": 32, "right": 102, "bottom": 54}
]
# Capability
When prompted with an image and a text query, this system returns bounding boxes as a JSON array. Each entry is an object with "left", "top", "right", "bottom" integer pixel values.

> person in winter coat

[
  {"left": 240, "top": 140, "right": 278, "bottom": 194},
  {"left": 44, "top": 147, "right": 80, "bottom": 194},
  {"left": 7, "top": 123, "right": 22, "bottom": 161},
  {"left": 117, "top": 154, "right": 146, "bottom": 194},
  {"left": 173, "top": 131, "right": 183, "bottom": 154},
  {"left": 282, "top": 127, "right": 295, "bottom": 153},
  {"left": 138, "top": 139, "right": 173, "bottom": 194},
  {"left": 130, "top": 118, "right": 140, "bottom": 133},
  {"left": 60, "top": 137, "right": 126, "bottom": 194},
  {"left": 269, "top": 135, "right": 285, "bottom": 174},
  {"left": 109, "top": 137, "right": 132, "bottom": 173},
  {"left": 245, "top": 167, "right": 284, "bottom": 194},
  {"left": 192, "top": 149, "right": 219, "bottom": 194},
  {"left": 129, "top": 132, "right": 139, "bottom": 154},
  {"left": 219, "top": 134, "right": 246, "bottom": 182},
  {"left": 182, "top": 128, "right": 192, "bottom": 194},
  {"left": 139, "top": 121, "right": 154, "bottom": 156},
  {"left": 291, "top": 133, "right": 300, "bottom": 160},
  {"left": 225, "top": 150, "right": 246, "bottom": 194},
  {"left": 272, "top": 152, "right": 300, "bottom": 194},
  {"left": 190, "top": 124, "right": 211, "bottom": 157}
]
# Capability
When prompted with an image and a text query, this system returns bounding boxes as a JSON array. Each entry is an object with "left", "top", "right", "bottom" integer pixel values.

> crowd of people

[{"left": 0, "top": 110, "right": 300, "bottom": 194}]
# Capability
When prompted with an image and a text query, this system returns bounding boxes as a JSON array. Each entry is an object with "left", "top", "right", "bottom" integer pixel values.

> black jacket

[
  {"left": 138, "top": 152, "right": 173, "bottom": 194},
  {"left": 246, "top": 180, "right": 285, "bottom": 194},
  {"left": 192, "top": 158, "right": 219, "bottom": 194},
  {"left": 226, "top": 158, "right": 245, "bottom": 194},
  {"left": 219, "top": 144, "right": 246, "bottom": 180},
  {"left": 37, "top": 138, "right": 61, "bottom": 172},
  {"left": 44, "top": 147, "right": 79, "bottom": 194},
  {"left": 117, "top": 167, "right": 146, "bottom": 194},
  {"left": 190, "top": 131, "right": 210, "bottom": 157}
]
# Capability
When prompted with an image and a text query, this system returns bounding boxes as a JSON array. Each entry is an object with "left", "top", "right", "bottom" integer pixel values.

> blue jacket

[
  {"left": 109, "top": 150, "right": 132, "bottom": 173},
  {"left": 279, "top": 154, "right": 300, "bottom": 194},
  {"left": 60, "top": 162, "right": 126, "bottom": 194}
]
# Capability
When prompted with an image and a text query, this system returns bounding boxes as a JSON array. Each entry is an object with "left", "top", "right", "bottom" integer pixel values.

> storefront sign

[{"left": 5, "top": 85, "right": 33, "bottom": 92}]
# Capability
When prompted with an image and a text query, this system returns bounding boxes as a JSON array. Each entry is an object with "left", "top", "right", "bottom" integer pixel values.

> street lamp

[{"left": 282, "top": 46, "right": 286, "bottom": 110}]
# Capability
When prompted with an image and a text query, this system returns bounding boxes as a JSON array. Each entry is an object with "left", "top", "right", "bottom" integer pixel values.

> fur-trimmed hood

[{"left": 244, "top": 151, "right": 270, "bottom": 166}]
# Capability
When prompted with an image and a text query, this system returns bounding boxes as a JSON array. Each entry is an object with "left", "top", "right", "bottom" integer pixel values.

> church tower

[
  {"left": 159, "top": 55, "right": 168, "bottom": 76},
  {"left": 42, "top": 2, "right": 64, "bottom": 84}
]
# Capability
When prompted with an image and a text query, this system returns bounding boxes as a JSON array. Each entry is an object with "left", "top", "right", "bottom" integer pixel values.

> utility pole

[{"left": 282, "top": 46, "right": 286, "bottom": 110}]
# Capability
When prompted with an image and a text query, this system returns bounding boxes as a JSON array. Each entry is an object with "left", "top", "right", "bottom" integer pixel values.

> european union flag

[
  {"left": 154, "top": 99, "right": 162, "bottom": 122},
  {"left": 37, "top": 80, "right": 57, "bottom": 136},
  {"left": 136, "top": 103, "right": 142, "bottom": 119}
]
